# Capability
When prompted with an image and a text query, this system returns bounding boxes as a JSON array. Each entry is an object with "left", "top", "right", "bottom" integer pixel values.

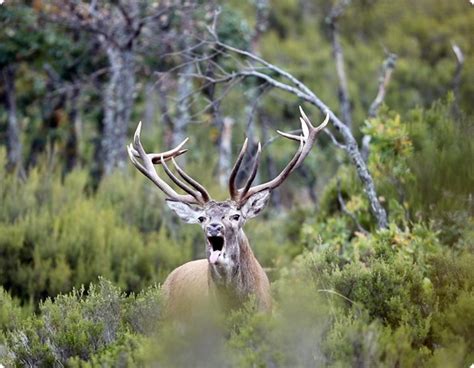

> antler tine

[
  {"left": 128, "top": 135, "right": 189, "bottom": 164},
  {"left": 295, "top": 108, "right": 329, "bottom": 167},
  {"left": 239, "top": 142, "right": 262, "bottom": 198},
  {"left": 128, "top": 122, "right": 210, "bottom": 205},
  {"left": 239, "top": 139, "right": 304, "bottom": 203},
  {"left": 229, "top": 137, "right": 249, "bottom": 201},
  {"left": 237, "top": 108, "right": 329, "bottom": 205},
  {"left": 276, "top": 130, "right": 303, "bottom": 141},
  {"left": 171, "top": 157, "right": 211, "bottom": 203},
  {"left": 160, "top": 156, "right": 200, "bottom": 198}
]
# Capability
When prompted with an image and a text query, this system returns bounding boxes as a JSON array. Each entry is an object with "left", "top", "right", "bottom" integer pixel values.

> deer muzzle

[{"left": 207, "top": 232, "right": 225, "bottom": 265}]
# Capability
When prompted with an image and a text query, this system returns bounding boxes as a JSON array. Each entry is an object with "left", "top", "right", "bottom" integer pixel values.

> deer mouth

[{"left": 207, "top": 236, "right": 225, "bottom": 264}]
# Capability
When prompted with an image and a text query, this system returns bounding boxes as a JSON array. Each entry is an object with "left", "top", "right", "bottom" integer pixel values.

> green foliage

[
  {"left": 1, "top": 221, "right": 473, "bottom": 367},
  {"left": 0, "top": 286, "right": 28, "bottom": 345},
  {"left": 216, "top": 5, "right": 252, "bottom": 50},
  {"left": 318, "top": 99, "right": 473, "bottom": 240},
  {"left": 0, "top": 4, "right": 42, "bottom": 67},
  {"left": 406, "top": 98, "right": 474, "bottom": 245},
  {"left": 3, "top": 278, "right": 159, "bottom": 367},
  {"left": 0, "top": 151, "right": 196, "bottom": 304}
]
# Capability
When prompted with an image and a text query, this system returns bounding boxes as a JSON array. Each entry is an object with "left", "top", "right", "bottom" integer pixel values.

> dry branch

[
  {"left": 368, "top": 53, "right": 397, "bottom": 118},
  {"left": 202, "top": 43, "right": 388, "bottom": 228},
  {"left": 362, "top": 52, "right": 397, "bottom": 162},
  {"left": 326, "top": 0, "right": 352, "bottom": 131},
  {"left": 168, "top": 21, "right": 389, "bottom": 228}
]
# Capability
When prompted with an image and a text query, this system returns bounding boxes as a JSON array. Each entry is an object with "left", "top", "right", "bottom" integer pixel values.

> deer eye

[
  {"left": 198, "top": 216, "right": 206, "bottom": 223},
  {"left": 231, "top": 214, "right": 240, "bottom": 221}
]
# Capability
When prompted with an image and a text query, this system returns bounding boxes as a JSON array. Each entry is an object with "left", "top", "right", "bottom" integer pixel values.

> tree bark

[
  {"left": 156, "top": 76, "right": 175, "bottom": 149},
  {"left": 65, "top": 85, "right": 81, "bottom": 173},
  {"left": 100, "top": 46, "right": 135, "bottom": 175},
  {"left": 172, "top": 8, "right": 195, "bottom": 153},
  {"left": 143, "top": 81, "right": 157, "bottom": 129},
  {"left": 173, "top": 59, "right": 193, "bottom": 149},
  {"left": 327, "top": 1, "right": 352, "bottom": 131},
  {"left": 28, "top": 69, "right": 66, "bottom": 169},
  {"left": 239, "top": 0, "right": 270, "bottom": 185},
  {"left": 2, "top": 65, "right": 23, "bottom": 173},
  {"left": 368, "top": 53, "right": 397, "bottom": 118},
  {"left": 330, "top": 25, "right": 352, "bottom": 131},
  {"left": 218, "top": 116, "right": 234, "bottom": 187}
]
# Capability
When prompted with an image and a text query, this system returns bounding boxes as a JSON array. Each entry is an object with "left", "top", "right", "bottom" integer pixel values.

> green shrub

[
  {"left": 1, "top": 230, "right": 473, "bottom": 367},
  {"left": 0, "top": 286, "right": 28, "bottom": 347},
  {"left": 406, "top": 98, "right": 474, "bottom": 245},
  {"left": 0, "top": 153, "right": 199, "bottom": 304},
  {"left": 4, "top": 278, "right": 161, "bottom": 367}
]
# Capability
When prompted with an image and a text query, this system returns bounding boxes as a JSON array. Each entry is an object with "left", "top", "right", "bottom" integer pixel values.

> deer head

[
  {"left": 165, "top": 191, "right": 271, "bottom": 281},
  {"left": 127, "top": 107, "right": 328, "bottom": 311}
]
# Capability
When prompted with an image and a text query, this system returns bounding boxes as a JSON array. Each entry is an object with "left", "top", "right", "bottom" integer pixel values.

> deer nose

[{"left": 207, "top": 223, "right": 223, "bottom": 234}]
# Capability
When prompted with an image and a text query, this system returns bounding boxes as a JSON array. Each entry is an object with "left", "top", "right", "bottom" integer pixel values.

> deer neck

[{"left": 209, "top": 229, "right": 258, "bottom": 304}]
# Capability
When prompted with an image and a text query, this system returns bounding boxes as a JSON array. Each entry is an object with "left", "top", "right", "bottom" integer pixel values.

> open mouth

[
  {"left": 207, "top": 236, "right": 224, "bottom": 251},
  {"left": 207, "top": 236, "right": 224, "bottom": 264}
]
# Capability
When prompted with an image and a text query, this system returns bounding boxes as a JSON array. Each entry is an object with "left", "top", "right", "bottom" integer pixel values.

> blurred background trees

[{"left": 0, "top": 0, "right": 473, "bottom": 366}]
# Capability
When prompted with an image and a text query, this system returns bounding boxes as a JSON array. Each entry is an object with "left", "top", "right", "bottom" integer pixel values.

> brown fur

[{"left": 161, "top": 231, "right": 271, "bottom": 320}]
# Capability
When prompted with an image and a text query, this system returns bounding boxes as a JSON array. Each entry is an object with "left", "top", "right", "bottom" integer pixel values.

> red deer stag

[{"left": 127, "top": 107, "right": 328, "bottom": 318}]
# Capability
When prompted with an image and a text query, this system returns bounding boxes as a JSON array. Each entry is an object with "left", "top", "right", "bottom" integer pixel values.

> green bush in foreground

[
  {"left": 1, "top": 226, "right": 472, "bottom": 367},
  {"left": 1, "top": 278, "right": 160, "bottom": 367}
]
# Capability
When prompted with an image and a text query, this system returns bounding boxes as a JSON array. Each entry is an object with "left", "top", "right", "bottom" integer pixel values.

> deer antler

[
  {"left": 127, "top": 122, "right": 211, "bottom": 205},
  {"left": 229, "top": 107, "right": 329, "bottom": 206}
]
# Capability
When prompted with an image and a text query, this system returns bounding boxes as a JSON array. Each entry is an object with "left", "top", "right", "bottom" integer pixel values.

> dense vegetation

[{"left": 1, "top": 0, "right": 473, "bottom": 366}]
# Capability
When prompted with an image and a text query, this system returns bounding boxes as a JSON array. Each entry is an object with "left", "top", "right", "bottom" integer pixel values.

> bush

[
  {"left": 0, "top": 153, "right": 200, "bottom": 305},
  {"left": 3, "top": 278, "right": 160, "bottom": 367},
  {"left": 1, "top": 222, "right": 473, "bottom": 367}
]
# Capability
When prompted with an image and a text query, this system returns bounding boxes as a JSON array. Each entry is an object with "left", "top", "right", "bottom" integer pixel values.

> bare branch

[
  {"left": 324, "top": 130, "right": 347, "bottom": 150},
  {"left": 362, "top": 52, "right": 397, "bottom": 162},
  {"left": 194, "top": 37, "right": 389, "bottom": 228},
  {"left": 368, "top": 52, "right": 397, "bottom": 118}
]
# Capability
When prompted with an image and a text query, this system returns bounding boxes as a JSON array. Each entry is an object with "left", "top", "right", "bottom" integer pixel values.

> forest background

[{"left": 0, "top": 0, "right": 473, "bottom": 366}]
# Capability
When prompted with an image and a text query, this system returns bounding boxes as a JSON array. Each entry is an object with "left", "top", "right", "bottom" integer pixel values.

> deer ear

[
  {"left": 241, "top": 190, "right": 271, "bottom": 219},
  {"left": 165, "top": 200, "right": 202, "bottom": 224}
]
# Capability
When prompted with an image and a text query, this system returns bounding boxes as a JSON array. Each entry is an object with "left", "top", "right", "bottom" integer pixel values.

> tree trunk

[
  {"left": 64, "top": 85, "right": 81, "bottom": 173},
  {"left": 28, "top": 71, "right": 66, "bottom": 169},
  {"left": 173, "top": 59, "right": 193, "bottom": 149},
  {"left": 2, "top": 65, "right": 23, "bottom": 173},
  {"left": 218, "top": 116, "right": 234, "bottom": 187},
  {"left": 143, "top": 81, "right": 157, "bottom": 129},
  {"left": 329, "top": 20, "right": 352, "bottom": 131},
  {"left": 156, "top": 77, "right": 174, "bottom": 149},
  {"left": 239, "top": 0, "right": 270, "bottom": 186},
  {"left": 172, "top": 8, "right": 195, "bottom": 153},
  {"left": 100, "top": 46, "right": 135, "bottom": 175}
]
